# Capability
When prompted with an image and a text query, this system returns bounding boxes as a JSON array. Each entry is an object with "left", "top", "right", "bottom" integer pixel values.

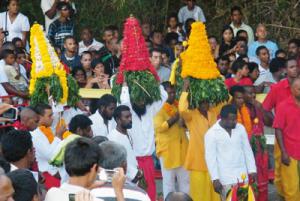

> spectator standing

[
  {"left": 48, "top": 2, "right": 74, "bottom": 50},
  {"left": 178, "top": 0, "right": 206, "bottom": 25},
  {"left": 150, "top": 48, "right": 171, "bottom": 83},
  {"left": 229, "top": 6, "right": 254, "bottom": 44},
  {"left": 248, "top": 24, "right": 278, "bottom": 59},
  {"left": 0, "top": 0, "right": 30, "bottom": 47},
  {"left": 78, "top": 28, "right": 103, "bottom": 55},
  {"left": 154, "top": 82, "right": 189, "bottom": 199},
  {"left": 273, "top": 77, "right": 300, "bottom": 201},
  {"left": 205, "top": 105, "right": 256, "bottom": 201},
  {"left": 60, "top": 36, "right": 80, "bottom": 70}
]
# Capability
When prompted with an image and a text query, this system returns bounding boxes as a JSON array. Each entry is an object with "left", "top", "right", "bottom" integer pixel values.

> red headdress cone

[{"left": 116, "top": 16, "right": 159, "bottom": 84}]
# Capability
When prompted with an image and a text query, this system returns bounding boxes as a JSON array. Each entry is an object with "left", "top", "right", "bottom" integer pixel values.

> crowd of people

[{"left": 0, "top": 0, "right": 299, "bottom": 201}]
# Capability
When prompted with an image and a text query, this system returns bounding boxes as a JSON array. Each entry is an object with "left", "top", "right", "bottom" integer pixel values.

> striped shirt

[{"left": 48, "top": 19, "right": 74, "bottom": 50}]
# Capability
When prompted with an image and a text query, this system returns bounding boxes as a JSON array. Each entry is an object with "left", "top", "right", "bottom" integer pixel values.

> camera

[{"left": 2, "top": 31, "right": 9, "bottom": 37}]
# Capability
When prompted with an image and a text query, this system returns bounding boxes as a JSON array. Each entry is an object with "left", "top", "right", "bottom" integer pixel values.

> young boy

[
  {"left": 48, "top": 2, "right": 74, "bottom": 50},
  {"left": 225, "top": 59, "right": 252, "bottom": 89},
  {"left": 60, "top": 36, "right": 81, "bottom": 70},
  {"left": 256, "top": 46, "right": 270, "bottom": 75}
]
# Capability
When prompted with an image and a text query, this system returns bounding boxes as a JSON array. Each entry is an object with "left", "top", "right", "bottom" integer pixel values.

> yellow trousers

[
  {"left": 280, "top": 157, "right": 300, "bottom": 201},
  {"left": 190, "top": 171, "right": 220, "bottom": 201},
  {"left": 274, "top": 141, "right": 284, "bottom": 196}
]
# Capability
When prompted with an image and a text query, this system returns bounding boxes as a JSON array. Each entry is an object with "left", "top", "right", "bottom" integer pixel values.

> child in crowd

[
  {"left": 225, "top": 59, "right": 252, "bottom": 89},
  {"left": 166, "top": 14, "right": 183, "bottom": 41},
  {"left": 15, "top": 48, "right": 31, "bottom": 77},
  {"left": 256, "top": 45, "right": 270, "bottom": 75}
]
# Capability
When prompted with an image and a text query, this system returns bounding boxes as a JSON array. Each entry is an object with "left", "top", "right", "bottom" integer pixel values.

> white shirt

[
  {"left": 31, "top": 127, "right": 61, "bottom": 175},
  {"left": 0, "top": 60, "right": 8, "bottom": 96},
  {"left": 120, "top": 86, "right": 167, "bottom": 157},
  {"left": 205, "top": 121, "right": 256, "bottom": 185},
  {"left": 0, "top": 12, "right": 30, "bottom": 42},
  {"left": 178, "top": 5, "right": 206, "bottom": 24},
  {"left": 108, "top": 129, "right": 139, "bottom": 180},
  {"left": 230, "top": 22, "right": 255, "bottom": 45},
  {"left": 45, "top": 183, "right": 103, "bottom": 201},
  {"left": 78, "top": 39, "right": 104, "bottom": 55},
  {"left": 89, "top": 110, "right": 116, "bottom": 137}
]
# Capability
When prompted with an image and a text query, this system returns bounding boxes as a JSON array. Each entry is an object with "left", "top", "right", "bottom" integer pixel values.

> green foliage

[
  {"left": 67, "top": 75, "right": 81, "bottom": 107},
  {"left": 30, "top": 77, "right": 50, "bottom": 106},
  {"left": 250, "top": 135, "right": 267, "bottom": 155},
  {"left": 111, "top": 76, "right": 122, "bottom": 102},
  {"left": 112, "top": 71, "right": 161, "bottom": 104}
]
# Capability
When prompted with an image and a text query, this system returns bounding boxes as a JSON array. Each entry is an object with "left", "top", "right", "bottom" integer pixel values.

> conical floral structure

[
  {"left": 29, "top": 24, "right": 80, "bottom": 106},
  {"left": 112, "top": 16, "right": 161, "bottom": 104}
]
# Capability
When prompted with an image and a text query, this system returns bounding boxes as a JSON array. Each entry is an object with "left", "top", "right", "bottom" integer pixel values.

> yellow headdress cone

[{"left": 180, "top": 22, "right": 220, "bottom": 79}]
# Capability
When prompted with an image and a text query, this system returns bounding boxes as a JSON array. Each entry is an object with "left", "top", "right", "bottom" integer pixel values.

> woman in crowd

[
  {"left": 85, "top": 60, "right": 110, "bottom": 89},
  {"left": 219, "top": 25, "right": 235, "bottom": 57}
]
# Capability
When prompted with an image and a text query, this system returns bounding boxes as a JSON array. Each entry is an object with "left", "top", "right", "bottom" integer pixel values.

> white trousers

[{"left": 160, "top": 158, "right": 190, "bottom": 199}]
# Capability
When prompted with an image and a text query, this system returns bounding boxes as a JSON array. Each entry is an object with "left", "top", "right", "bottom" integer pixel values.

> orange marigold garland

[
  {"left": 237, "top": 105, "right": 253, "bottom": 138},
  {"left": 163, "top": 101, "right": 179, "bottom": 117},
  {"left": 39, "top": 126, "right": 54, "bottom": 143}
]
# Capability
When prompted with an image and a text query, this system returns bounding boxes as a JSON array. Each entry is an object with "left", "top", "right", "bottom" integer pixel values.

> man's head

[
  {"left": 7, "top": 169, "right": 39, "bottom": 201},
  {"left": 141, "top": 21, "right": 151, "bottom": 39},
  {"left": 220, "top": 104, "right": 238, "bottom": 129},
  {"left": 150, "top": 30, "right": 163, "bottom": 47},
  {"left": 243, "top": 85, "right": 256, "bottom": 104},
  {"left": 34, "top": 104, "right": 53, "bottom": 127},
  {"left": 0, "top": 175, "right": 14, "bottom": 201},
  {"left": 113, "top": 105, "right": 132, "bottom": 130},
  {"left": 1, "top": 130, "right": 34, "bottom": 168},
  {"left": 162, "top": 81, "right": 176, "bottom": 104},
  {"left": 275, "top": 49, "right": 287, "bottom": 59},
  {"left": 286, "top": 57, "right": 299, "bottom": 79},
  {"left": 57, "top": 2, "right": 72, "bottom": 18},
  {"left": 186, "top": 0, "right": 196, "bottom": 10},
  {"left": 248, "top": 62, "right": 260, "bottom": 82},
  {"left": 165, "top": 32, "right": 179, "bottom": 49},
  {"left": 165, "top": 192, "right": 193, "bottom": 201},
  {"left": 184, "top": 18, "right": 195, "bottom": 37},
  {"left": 288, "top": 39, "right": 300, "bottom": 58},
  {"left": 256, "top": 46, "right": 270, "bottom": 64},
  {"left": 231, "top": 59, "right": 249, "bottom": 77},
  {"left": 269, "top": 57, "right": 286, "bottom": 80},
  {"left": 217, "top": 55, "right": 230, "bottom": 76},
  {"left": 291, "top": 78, "right": 300, "bottom": 101},
  {"left": 20, "top": 107, "right": 39, "bottom": 131},
  {"left": 231, "top": 6, "right": 243, "bottom": 25},
  {"left": 98, "top": 94, "right": 117, "bottom": 120},
  {"left": 230, "top": 85, "right": 245, "bottom": 108},
  {"left": 69, "top": 115, "right": 93, "bottom": 138},
  {"left": 235, "top": 37, "right": 248, "bottom": 56},
  {"left": 150, "top": 48, "right": 162, "bottom": 69},
  {"left": 99, "top": 141, "right": 127, "bottom": 174},
  {"left": 64, "top": 36, "right": 77, "bottom": 53},
  {"left": 102, "top": 26, "right": 114, "bottom": 44},
  {"left": 81, "top": 28, "right": 93, "bottom": 44},
  {"left": 65, "top": 138, "right": 102, "bottom": 186},
  {"left": 255, "top": 24, "right": 267, "bottom": 41},
  {"left": 236, "top": 30, "right": 248, "bottom": 43},
  {"left": 132, "top": 101, "right": 146, "bottom": 117}
]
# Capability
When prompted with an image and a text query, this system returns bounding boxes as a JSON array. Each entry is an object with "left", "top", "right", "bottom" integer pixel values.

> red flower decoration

[{"left": 116, "top": 16, "right": 159, "bottom": 84}]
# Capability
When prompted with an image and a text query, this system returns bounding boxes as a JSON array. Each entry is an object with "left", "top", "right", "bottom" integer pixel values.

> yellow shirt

[
  {"left": 179, "top": 92, "right": 222, "bottom": 171},
  {"left": 154, "top": 102, "right": 188, "bottom": 169}
]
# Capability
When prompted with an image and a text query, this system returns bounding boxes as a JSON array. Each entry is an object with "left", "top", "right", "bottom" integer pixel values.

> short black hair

[
  {"left": 81, "top": 51, "right": 92, "bottom": 59},
  {"left": 33, "top": 103, "right": 52, "bottom": 116},
  {"left": 1, "top": 49, "right": 15, "bottom": 59},
  {"left": 12, "top": 37, "right": 22, "bottom": 45},
  {"left": 234, "top": 36, "right": 247, "bottom": 44},
  {"left": 275, "top": 49, "right": 286, "bottom": 57},
  {"left": 256, "top": 45, "right": 268, "bottom": 56},
  {"left": 218, "top": 55, "right": 230, "bottom": 63},
  {"left": 69, "top": 114, "right": 93, "bottom": 134},
  {"left": 71, "top": 66, "right": 86, "bottom": 79},
  {"left": 0, "top": 156, "right": 10, "bottom": 173},
  {"left": 64, "top": 35, "right": 76, "bottom": 43},
  {"left": 231, "top": 6, "right": 242, "bottom": 15},
  {"left": 161, "top": 81, "right": 174, "bottom": 91},
  {"left": 98, "top": 94, "right": 117, "bottom": 109},
  {"left": 104, "top": 25, "right": 116, "bottom": 33},
  {"left": 57, "top": 1, "right": 72, "bottom": 11},
  {"left": 248, "top": 62, "right": 259, "bottom": 73},
  {"left": 269, "top": 58, "right": 286, "bottom": 73},
  {"left": 165, "top": 192, "right": 193, "bottom": 201},
  {"left": 15, "top": 48, "right": 26, "bottom": 56},
  {"left": 165, "top": 32, "right": 179, "bottom": 45},
  {"left": 149, "top": 47, "right": 162, "bottom": 57},
  {"left": 1, "top": 130, "right": 32, "bottom": 163},
  {"left": 288, "top": 38, "right": 300, "bottom": 47},
  {"left": 167, "top": 13, "right": 178, "bottom": 23},
  {"left": 7, "top": 169, "right": 38, "bottom": 201},
  {"left": 91, "top": 59, "right": 104, "bottom": 69},
  {"left": 113, "top": 105, "right": 130, "bottom": 121},
  {"left": 285, "top": 56, "right": 298, "bottom": 67},
  {"left": 220, "top": 104, "right": 237, "bottom": 118},
  {"left": 150, "top": 30, "right": 163, "bottom": 39},
  {"left": 231, "top": 59, "right": 247, "bottom": 74},
  {"left": 65, "top": 138, "right": 102, "bottom": 176},
  {"left": 229, "top": 85, "right": 245, "bottom": 97},
  {"left": 236, "top": 29, "right": 247, "bottom": 36}
]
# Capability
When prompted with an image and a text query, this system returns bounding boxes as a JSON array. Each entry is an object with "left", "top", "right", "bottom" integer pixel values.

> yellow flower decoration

[{"left": 180, "top": 22, "right": 220, "bottom": 79}]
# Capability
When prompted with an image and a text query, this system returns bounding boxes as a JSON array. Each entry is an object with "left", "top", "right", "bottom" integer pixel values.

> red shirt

[
  {"left": 262, "top": 79, "right": 291, "bottom": 112},
  {"left": 273, "top": 96, "right": 300, "bottom": 160},
  {"left": 224, "top": 77, "right": 253, "bottom": 90}
]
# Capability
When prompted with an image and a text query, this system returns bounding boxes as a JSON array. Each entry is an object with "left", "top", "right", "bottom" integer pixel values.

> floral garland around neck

[
  {"left": 39, "top": 126, "right": 54, "bottom": 143},
  {"left": 163, "top": 100, "right": 179, "bottom": 117},
  {"left": 237, "top": 105, "right": 252, "bottom": 138}
]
